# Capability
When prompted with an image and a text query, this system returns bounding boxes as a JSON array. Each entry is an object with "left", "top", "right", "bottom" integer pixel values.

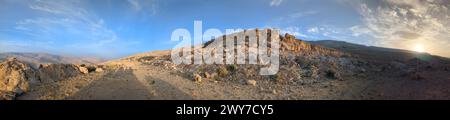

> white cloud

[
  {"left": 270, "top": 0, "right": 283, "bottom": 7},
  {"left": 352, "top": 0, "right": 450, "bottom": 56},
  {"left": 127, "top": 0, "right": 142, "bottom": 11},
  {"left": 23, "top": 0, "right": 118, "bottom": 44},
  {"left": 127, "top": 0, "right": 158, "bottom": 15},
  {"left": 349, "top": 25, "right": 370, "bottom": 37},
  {"left": 307, "top": 26, "right": 339, "bottom": 36},
  {"left": 289, "top": 11, "right": 317, "bottom": 18},
  {"left": 6, "top": 0, "right": 137, "bottom": 57},
  {"left": 273, "top": 10, "right": 317, "bottom": 24},
  {"left": 307, "top": 27, "right": 319, "bottom": 33},
  {"left": 281, "top": 26, "right": 309, "bottom": 38}
]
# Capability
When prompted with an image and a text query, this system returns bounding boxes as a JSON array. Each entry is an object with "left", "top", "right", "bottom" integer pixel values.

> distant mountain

[
  {"left": 0, "top": 52, "right": 105, "bottom": 68},
  {"left": 307, "top": 40, "right": 450, "bottom": 64}
]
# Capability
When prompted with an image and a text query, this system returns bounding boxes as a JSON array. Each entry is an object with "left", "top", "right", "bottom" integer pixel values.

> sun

[{"left": 414, "top": 43, "right": 425, "bottom": 53}]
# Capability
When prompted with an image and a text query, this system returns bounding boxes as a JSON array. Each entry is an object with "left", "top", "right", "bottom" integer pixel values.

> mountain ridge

[{"left": 0, "top": 52, "right": 106, "bottom": 68}]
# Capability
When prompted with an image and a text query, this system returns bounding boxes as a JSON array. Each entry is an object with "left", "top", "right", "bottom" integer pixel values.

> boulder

[
  {"left": 194, "top": 74, "right": 202, "bottom": 82},
  {"left": 95, "top": 68, "right": 104, "bottom": 72},
  {"left": 246, "top": 79, "right": 257, "bottom": 86},
  {"left": 284, "top": 33, "right": 296, "bottom": 40},
  {"left": 0, "top": 57, "right": 38, "bottom": 99},
  {"left": 78, "top": 66, "right": 89, "bottom": 74},
  {"left": 204, "top": 72, "right": 211, "bottom": 79},
  {"left": 0, "top": 91, "right": 16, "bottom": 100},
  {"left": 38, "top": 64, "right": 82, "bottom": 83}
]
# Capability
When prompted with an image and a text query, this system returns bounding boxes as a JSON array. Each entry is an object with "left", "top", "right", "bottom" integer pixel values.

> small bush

[
  {"left": 138, "top": 56, "right": 156, "bottom": 62},
  {"left": 228, "top": 64, "right": 238, "bottom": 72},
  {"left": 218, "top": 66, "right": 229, "bottom": 77},
  {"left": 325, "top": 69, "right": 342, "bottom": 80}
]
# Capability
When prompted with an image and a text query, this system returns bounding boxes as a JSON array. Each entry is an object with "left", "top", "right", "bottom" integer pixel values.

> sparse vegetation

[
  {"left": 217, "top": 66, "right": 228, "bottom": 77},
  {"left": 228, "top": 64, "right": 238, "bottom": 72},
  {"left": 325, "top": 68, "right": 341, "bottom": 80}
]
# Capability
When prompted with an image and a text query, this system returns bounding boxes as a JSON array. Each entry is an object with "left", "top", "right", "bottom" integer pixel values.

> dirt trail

[
  {"left": 17, "top": 62, "right": 190, "bottom": 100},
  {"left": 18, "top": 59, "right": 370, "bottom": 100},
  {"left": 17, "top": 61, "right": 309, "bottom": 100}
]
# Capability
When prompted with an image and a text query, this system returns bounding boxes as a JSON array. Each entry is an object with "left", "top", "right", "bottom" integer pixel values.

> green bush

[{"left": 228, "top": 64, "right": 238, "bottom": 72}]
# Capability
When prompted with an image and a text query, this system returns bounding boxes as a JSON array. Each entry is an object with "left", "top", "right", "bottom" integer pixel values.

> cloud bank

[{"left": 351, "top": 0, "right": 450, "bottom": 57}]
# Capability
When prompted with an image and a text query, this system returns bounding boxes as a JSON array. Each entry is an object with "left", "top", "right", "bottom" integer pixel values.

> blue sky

[{"left": 1, "top": 0, "right": 450, "bottom": 59}]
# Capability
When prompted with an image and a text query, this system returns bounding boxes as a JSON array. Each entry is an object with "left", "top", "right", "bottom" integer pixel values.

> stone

[
  {"left": 79, "top": 66, "right": 89, "bottom": 74},
  {"left": 204, "top": 72, "right": 211, "bottom": 79},
  {"left": 0, "top": 57, "right": 38, "bottom": 99},
  {"left": 38, "top": 64, "right": 82, "bottom": 83},
  {"left": 0, "top": 91, "right": 16, "bottom": 100},
  {"left": 246, "top": 79, "right": 257, "bottom": 86},
  {"left": 95, "top": 68, "right": 104, "bottom": 72},
  {"left": 194, "top": 74, "right": 202, "bottom": 82},
  {"left": 284, "top": 33, "right": 296, "bottom": 40}
]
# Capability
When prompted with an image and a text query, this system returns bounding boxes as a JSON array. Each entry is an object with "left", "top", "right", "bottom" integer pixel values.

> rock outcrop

[
  {"left": 38, "top": 64, "right": 83, "bottom": 83},
  {"left": 0, "top": 57, "right": 107, "bottom": 100},
  {"left": 0, "top": 58, "right": 39, "bottom": 100},
  {"left": 280, "top": 33, "right": 348, "bottom": 57}
]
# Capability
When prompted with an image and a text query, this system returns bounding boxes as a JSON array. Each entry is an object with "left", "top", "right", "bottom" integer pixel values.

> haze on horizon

[{"left": 1, "top": 0, "right": 450, "bottom": 59}]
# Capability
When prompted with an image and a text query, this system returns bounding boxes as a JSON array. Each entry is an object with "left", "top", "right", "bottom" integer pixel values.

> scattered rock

[
  {"left": 246, "top": 79, "right": 257, "bottom": 86},
  {"left": 194, "top": 74, "right": 202, "bottom": 82},
  {"left": 204, "top": 72, "right": 211, "bottom": 79},
  {"left": 0, "top": 91, "right": 16, "bottom": 100}
]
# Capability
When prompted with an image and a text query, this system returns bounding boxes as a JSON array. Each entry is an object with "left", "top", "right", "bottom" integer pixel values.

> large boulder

[
  {"left": 0, "top": 57, "right": 39, "bottom": 99},
  {"left": 78, "top": 66, "right": 89, "bottom": 74},
  {"left": 38, "top": 64, "right": 82, "bottom": 83}
]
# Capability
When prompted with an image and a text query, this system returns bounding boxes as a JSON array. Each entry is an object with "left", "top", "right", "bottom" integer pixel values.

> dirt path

[{"left": 18, "top": 61, "right": 365, "bottom": 100}]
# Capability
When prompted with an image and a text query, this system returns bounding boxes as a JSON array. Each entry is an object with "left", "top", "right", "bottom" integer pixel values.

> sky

[{"left": 1, "top": 0, "right": 449, "bottom": 59}]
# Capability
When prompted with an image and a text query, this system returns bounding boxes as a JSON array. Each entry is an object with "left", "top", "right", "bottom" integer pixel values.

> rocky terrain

[{"left": 1, "top": 29, "right": 450, "bottom": 100}]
